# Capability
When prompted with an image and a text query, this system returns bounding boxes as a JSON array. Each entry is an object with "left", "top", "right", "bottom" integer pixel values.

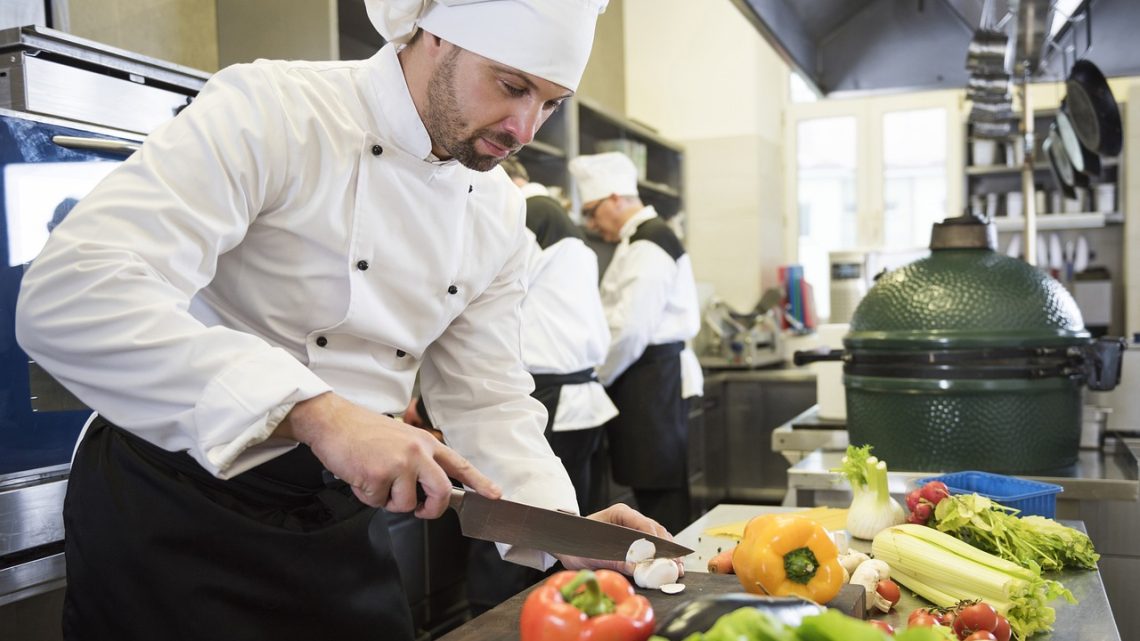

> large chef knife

[{"left": 446, "top": 487, "right": 693, "bottom": 561}]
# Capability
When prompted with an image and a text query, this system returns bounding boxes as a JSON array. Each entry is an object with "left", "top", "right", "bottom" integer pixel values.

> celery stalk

[{"left": 873, "top": 524, "right": 1074, "bottom": 640}]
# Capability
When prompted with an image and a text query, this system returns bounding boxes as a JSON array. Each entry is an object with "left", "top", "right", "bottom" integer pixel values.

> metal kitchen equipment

[
  {"left": 1064, "top": 58, "right": 1123, "bottom": 157},
  {"left": 795, "top": 214, "right": 1125, "bottom": 474},
  {"left": 0, "top": 108, "right": 144, "bottom": 610},
  {"left": 0, "top": 25, "right": 208, "bottom": 134},
  {"left": 701, "top": 290, "right": 781, "bottom": 367},
  {"left": 0, "top": 28, "right": 205, "bottom": 614}
]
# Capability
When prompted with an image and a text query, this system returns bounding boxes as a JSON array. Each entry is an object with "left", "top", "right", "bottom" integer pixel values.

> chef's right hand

[{"left": 276, "top": 392, "right": 501, "bottom": 518}]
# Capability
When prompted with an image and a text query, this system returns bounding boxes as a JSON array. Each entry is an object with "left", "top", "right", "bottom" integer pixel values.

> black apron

[
  {"left": 604, "top": 342, "right": 688, "bottom": 489},
  {"left": 530, "top": 367, "right": 604, "bottom": 512},
  {"left": 62, "top": 417, "right": 414, "bottom": 641}
]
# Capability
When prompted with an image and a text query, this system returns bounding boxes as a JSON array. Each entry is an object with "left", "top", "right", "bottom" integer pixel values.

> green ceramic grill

[{"left": 798, "top": 215, "right": 1125, "bottom": 473}]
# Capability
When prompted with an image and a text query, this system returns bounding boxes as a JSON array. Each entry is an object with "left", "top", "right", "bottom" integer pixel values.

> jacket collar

[
  {"left": 369, "top": 43, "right": 452, "bottom": 165},
  {"left": 618, "top": 205, "right": 658, "bottom": 241}
]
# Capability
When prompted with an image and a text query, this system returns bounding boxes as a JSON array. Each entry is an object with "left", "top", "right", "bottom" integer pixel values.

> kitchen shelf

[
  {"left": 965, "top": 164, "right": 1050, "bottom": 176},
  {"left": 993, "top": 212, "right": 1119, "bottom": 232},
  {"left": 521, "top": 139, "right": 566, "bottom": 159},
  {"left": 638, "top": 179, "right": 680, "bottom": 199}
]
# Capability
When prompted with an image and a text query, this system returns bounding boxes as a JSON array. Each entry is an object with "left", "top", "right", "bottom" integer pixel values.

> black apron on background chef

[
  {"left": 569, "top": 152, "right": 704, "bottom": 534},
  {"left": 14, "top": 1, "right": 611, "bottom": 639}
]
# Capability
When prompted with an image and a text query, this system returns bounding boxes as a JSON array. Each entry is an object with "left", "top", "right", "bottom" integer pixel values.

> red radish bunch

[{"left": 906, "top": 480, "right": 950, "bottom": 525}]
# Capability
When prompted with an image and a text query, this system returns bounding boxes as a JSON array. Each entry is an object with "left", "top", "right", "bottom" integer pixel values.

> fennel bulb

[{"left": 834, "top": 445, "right": 905, "bottom": 540}]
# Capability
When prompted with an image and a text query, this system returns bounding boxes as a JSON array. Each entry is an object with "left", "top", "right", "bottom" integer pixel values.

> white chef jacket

[
  {"left": 521, "top": 229, "right": 618, "bottom": 431},
  {"left": 15, "top": 44, "right": 576, "bottom": 568},
  {"left": 596, "top": 206, "right": 703, "bottom": 397}
]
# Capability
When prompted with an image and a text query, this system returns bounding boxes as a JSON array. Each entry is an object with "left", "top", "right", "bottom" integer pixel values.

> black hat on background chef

[
  {"left": 366, "top": 0, "right": 610, "bottom": 92},
  {"left": 569, "top": 151, "right": 639, "bottom": 204}
]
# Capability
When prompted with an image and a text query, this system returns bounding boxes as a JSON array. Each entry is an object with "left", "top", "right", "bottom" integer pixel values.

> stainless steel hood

[{"left": 730, "top": 0, "right": 1140, "bottom": 96}]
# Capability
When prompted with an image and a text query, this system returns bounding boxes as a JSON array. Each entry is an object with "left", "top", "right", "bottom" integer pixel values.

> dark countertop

[{"left": 435, "top": 572, "right": 746, "bottom": 641}]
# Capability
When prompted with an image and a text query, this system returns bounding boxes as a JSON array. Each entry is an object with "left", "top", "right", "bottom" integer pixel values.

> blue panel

[{"left": 0, "top": 113, "right": 131, "bottom": 477}]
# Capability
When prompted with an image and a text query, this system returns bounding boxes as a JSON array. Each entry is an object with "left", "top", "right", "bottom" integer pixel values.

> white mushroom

[
  {"left": 626, "top": 538, "right": 656, "bottom": 564},
  {"left": 838, "top": 550, "right": 870, "bottom": 576},
  {"left": 849, "top": 559, "right": 893, "bottom": 613},
  {"left": 633, "top": 558, "right": 680, "bottom": 590}
]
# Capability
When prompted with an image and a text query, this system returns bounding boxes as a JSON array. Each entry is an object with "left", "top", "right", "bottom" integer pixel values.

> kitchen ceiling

[{"left": 730, "top": 0, "right": 1140, "bottom": 96}]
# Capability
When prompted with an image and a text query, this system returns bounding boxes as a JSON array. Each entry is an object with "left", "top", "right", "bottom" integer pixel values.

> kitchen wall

[
  {"left": 216, "top": 0, "right": 338, "bottom": 68},
  {"left": 622, "top": 0, "right": 789, "bottom": 312},
  {"left": 577, "top": 0, "right": 626, "bottom": 117},
  {"left": 66, "top": 0, "right": 218, "bottom": 72}
]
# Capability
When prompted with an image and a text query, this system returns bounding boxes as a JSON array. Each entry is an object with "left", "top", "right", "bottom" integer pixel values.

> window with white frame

[
  {"left": 882, "top": 108, "right": 949, "bottom": 250},
  {"left": 796, "top": 116, "right": 857, "bottom": 322}
]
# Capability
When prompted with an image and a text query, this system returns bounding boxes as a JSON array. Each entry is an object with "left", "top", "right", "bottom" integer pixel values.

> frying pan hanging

[
  {"left": 1056, "top": 103, "right": 1101, "bottom": 178},
  {"left": 1044, "top": 126, "right": 1077, "bottom": 200},
  {"left": 1065, "top": 59, "right": 1123, "bottom": 156}
]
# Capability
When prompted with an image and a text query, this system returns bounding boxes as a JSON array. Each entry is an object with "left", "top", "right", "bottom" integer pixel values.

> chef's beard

[{"left": 426, "top": 48, "right": 519, "bottom": 172}]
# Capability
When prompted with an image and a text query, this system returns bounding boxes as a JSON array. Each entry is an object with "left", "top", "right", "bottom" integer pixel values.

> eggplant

[{"left": 653, "top": 593, "right": 825, "bottom": 641}]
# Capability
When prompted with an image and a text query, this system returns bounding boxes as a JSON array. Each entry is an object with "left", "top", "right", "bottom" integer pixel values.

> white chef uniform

[
  {"left": 522, "top": 229, "right": 618, "bottom": 432},
  {"left": 598, "top": 205, "right": 704, "bottom": 396},
  {"left": 17, "top": 44, "right": 575, "bottom": 562}
]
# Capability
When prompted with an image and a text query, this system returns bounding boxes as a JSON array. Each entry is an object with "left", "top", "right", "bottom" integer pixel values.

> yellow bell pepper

[{"left": 731, "top": 514, "right": 844, "bottom": 603}]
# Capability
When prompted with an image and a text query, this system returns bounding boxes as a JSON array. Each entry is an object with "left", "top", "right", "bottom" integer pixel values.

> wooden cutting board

[{"left": 436, "top": 573, "right": 865, "bottom": 640}]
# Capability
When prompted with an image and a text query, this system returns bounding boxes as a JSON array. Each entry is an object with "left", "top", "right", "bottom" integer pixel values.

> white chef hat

[
  {"left": 365, "top": 0, "right": 608, "bottom": 92},
  {"left": 569, "top": 151, "right": 639, "bottom": 204}
]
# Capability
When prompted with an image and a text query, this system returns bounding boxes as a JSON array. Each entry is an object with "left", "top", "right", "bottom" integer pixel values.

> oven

[
  {"left": 0, "top": 28, "right": 206, "bottom": 639},
  {"left": 0, "top": 108, "right": 143, "bottom": 611}
]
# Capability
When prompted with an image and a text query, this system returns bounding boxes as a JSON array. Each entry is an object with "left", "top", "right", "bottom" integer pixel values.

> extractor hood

[{"left": 730, "top": 0, "right": 1140, "bottom": 96}]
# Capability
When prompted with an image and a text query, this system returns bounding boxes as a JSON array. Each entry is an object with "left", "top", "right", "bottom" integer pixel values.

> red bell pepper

[{"left": 519, "top": 569, "right": 655, "bottom": 641}]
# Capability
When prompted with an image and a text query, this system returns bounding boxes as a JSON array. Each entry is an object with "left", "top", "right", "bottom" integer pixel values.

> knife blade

[{"left": 446, "top": 488, "right": 693, "bottom": 561}]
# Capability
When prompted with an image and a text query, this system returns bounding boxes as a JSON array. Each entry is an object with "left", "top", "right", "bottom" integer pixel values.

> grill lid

[{"left": 847, "top": 215, "right": 1087, "bottom": 351}]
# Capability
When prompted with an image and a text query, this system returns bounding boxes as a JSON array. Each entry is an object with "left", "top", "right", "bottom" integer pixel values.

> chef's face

[
  {"left": 582, "top": 194, "right": 624, "bottom": 243},
  {"left": 426, "top": 44, "right": 572, "bottom": 172}
]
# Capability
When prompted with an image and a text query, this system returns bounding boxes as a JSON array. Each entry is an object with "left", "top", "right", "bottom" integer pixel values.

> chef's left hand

[{"left": 553, "top": 503, "right": 686, "bottom": 578}]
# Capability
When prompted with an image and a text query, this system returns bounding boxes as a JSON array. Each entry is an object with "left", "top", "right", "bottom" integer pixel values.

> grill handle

[
  {"left": 1084, "top": 337, "right": 1127, "bottom": 391},
  {"left": 792, "top": 348, "right": 845, "bottom": 366}
]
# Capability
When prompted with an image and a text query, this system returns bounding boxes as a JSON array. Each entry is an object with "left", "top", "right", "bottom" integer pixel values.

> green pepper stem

[
  {"left": 560, "top": 570, "right": 616, "bottom": 617},
  {"left": 784, "top": 547, "right": 820, "bottom": 585}
]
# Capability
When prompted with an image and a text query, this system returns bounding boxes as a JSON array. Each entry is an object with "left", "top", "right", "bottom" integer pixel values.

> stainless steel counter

[
  {"left": 702, "top": 366, "right": 815, "bottom": 384},
  {"left": 775, "top": 406, "right": 1140, "bottom": 503},
  {"left": 675, "top": 504, "right": 1120, "bottom": 640}
]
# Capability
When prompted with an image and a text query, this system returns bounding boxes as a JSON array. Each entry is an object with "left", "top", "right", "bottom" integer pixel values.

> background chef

[{"left": 570, "top": 151, "right": 704, "bottom": 534}]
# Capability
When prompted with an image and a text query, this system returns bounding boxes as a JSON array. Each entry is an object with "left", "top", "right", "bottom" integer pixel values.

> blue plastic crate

[{"left": 917, "top": 471, "right": 1063, "bottom": 518}]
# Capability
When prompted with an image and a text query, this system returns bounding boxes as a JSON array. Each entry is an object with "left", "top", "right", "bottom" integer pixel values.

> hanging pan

[
  {"left": 1065, "top": 59, "right": 1123, "bottom": 156},
  {"left": 1043, "top": 126, "right": 1077, "bottom": 200},
  {"left": 1056, "top": 102, "right": 1101, "bottom": 179}
]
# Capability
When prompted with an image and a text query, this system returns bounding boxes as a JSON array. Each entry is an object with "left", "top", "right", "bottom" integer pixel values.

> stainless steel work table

[
  {"left": 773, "top": 406, "right": 1140, "bottom": 506},
  {"left": 675, "top": 504, "right": 1120, "bottom": 640}
]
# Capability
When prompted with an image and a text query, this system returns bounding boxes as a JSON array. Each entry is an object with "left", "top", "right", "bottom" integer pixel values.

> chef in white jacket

[
  {"left": 13, "top": 2, "right": 673, "bottom": 639},
  {"left": 569, "top": 151, "right": 703, "bottom": 534}
]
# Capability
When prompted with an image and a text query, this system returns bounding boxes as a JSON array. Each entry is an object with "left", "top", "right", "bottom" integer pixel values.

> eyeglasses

[{"left": 581, "top": 200, "right": 603, "bottom": 220}]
